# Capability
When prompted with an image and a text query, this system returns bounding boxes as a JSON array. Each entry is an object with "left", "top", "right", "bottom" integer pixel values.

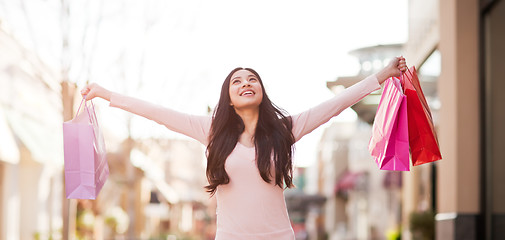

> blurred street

[{"left": 1, "top": 0, "right": 504, "bottom": 239}]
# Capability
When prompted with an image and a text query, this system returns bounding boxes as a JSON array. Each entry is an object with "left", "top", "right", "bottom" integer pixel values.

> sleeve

[
  {"left": 291, "top": 74, "right": 381, "bottom": 142},
  {"left": 109, "top": 93, "right": 212, "bottom": 145}
]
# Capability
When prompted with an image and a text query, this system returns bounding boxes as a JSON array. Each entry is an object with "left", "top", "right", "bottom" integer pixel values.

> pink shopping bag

[
  {"left": 63, "top": 98, "right": 109, "bottom": 199},
  {"left": 368, "top": 77, "right": 409, "bottom": 171}
]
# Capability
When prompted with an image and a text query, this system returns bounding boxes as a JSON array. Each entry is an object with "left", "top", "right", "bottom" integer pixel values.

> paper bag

[
  {"left": 63, "top": 99, "right": 108, "bottom": 199},
  {"left": 402, "top": 66, "right": 442, "bottom": 165},
  {"left": 369, "top": 77, "right": 410, "bottom": 171}
]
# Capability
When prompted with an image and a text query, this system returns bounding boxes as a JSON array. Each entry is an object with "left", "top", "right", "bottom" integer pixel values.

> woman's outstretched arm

[
  {"left": 291, "top": 57, "right": 407, "bottom": 142},
  {"left": 81, "top": 84, "right": 211, "bottom": 145}
]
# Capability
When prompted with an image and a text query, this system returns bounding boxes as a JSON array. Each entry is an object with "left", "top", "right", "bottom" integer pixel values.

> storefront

[
  {"left": 481, "top": 0, "right": 505, "bottom": 238},
  {"left": 404, "top": 0, "right": 505, "bottom": 239}
]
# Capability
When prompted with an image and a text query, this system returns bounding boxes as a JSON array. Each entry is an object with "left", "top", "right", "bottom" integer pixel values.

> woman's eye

[
  {"left": 249, "top": 78, "right": 257, "bottom": 82},
  {"left": 232, "top": 80, "right": 240, "bottom": 84}
]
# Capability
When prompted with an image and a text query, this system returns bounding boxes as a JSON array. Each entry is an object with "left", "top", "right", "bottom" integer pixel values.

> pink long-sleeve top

[{"left": 109, "top": 74, "right": 381, "bottom": 239}]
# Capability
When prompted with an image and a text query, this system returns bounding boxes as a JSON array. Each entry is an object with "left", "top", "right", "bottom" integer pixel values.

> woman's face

[{"left": 229, "top": 69, "right": 263, "bottom": 110}]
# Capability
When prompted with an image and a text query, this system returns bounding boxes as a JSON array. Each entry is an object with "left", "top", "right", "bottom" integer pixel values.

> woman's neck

[{"left": 235, "top": 108, "right": 259, "bottom": 144}]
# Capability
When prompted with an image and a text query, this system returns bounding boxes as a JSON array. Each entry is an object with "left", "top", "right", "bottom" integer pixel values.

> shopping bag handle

[
  {"left": 399, "top": 66, "right": 414, "bottom": 91},
  {"left": 402, "top": 67, "right": 415, "bottom": 84},
  {"left": 400, "top": 66, "right": 434, "bottom": 118},
  {"left": 75, "top": 96, "right": 100, "bottom": 129},
  {"left": 75, "top": 96, "right": 92, "bottom": 119},
  {"left": 75, "top": 97, "right": 85, "bottom": 118}
]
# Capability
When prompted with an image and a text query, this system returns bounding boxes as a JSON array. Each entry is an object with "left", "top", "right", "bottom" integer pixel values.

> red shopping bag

[
  {"left": 63, "top": 98, "right": 109, "bottom": 199},
  {"left": 369, "top": 77, "right": 410, "bottom": 171},
  {"left": 402, "top": 66, "right": 442, "bottom": 165}
]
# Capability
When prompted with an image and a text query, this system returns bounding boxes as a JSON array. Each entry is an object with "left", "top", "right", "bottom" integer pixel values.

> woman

[{"left": 81, "top": 57, "right": 407, "bottom": 239}]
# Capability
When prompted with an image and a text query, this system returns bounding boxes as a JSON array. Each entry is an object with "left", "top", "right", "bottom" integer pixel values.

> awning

[
  {"left": 4, "top": 107, "right": 63, "bottom": 166},
  {"left": 0, "top": 107, "right": 19, "bottom": 164},
  {"left": 335, "top": 171, "right": 366, "bottom": 194},
  {"left": 284, "top": 190, "right": 326, "bottom": 212},
  {"left": 0, "top": 71, "right": 63, "bottom": 166}
]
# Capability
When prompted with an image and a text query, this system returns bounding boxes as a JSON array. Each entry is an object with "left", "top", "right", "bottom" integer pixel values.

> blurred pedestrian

[{"left": 81, "top": 57, "right": 407, "bottom": 239}]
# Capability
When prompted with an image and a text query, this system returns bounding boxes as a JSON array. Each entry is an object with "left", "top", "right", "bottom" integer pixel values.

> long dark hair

[{"left": 205, "top": 67, "right": 295, "bottom": 195}]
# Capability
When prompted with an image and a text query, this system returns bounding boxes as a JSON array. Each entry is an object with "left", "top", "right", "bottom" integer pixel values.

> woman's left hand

[{"left": 376, "top": 57, "right": 407, "bottom": 84}]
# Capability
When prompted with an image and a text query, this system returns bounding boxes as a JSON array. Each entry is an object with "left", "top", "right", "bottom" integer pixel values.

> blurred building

[
  {"left": 400, "top": 1, "right": 441, "bottom": 240},
  {"left": 285, "top": 168, "right": 326, "bottom": 240},
  {"left": 311, "top": 44, "right": 403, "bottom": 240},
  {"left": 132, "top": 138, "right": 212, "bottom": 239},
  {"left": 319, "top": 0, "right": 505, "bottom": 239},
  {"left": 94, "top": 136, "right": 212, "bottom": 239},
  {"left": 0, "top": 23, "right": 64, "bottom": 239},
  {"left": 0, "top": 20, "right": 213, "bottom": 239},
  {"left": 329, "top": 44, "right": 404, "bottom": 125},
  {"left": 404, "top": 0, "right": 505, "bottom": 239}
]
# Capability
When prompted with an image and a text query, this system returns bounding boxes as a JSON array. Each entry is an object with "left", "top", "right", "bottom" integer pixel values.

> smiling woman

[
  {"left": 207, "top": 67, "right": 294, "bottom": 193},
  {"left": 80, "top": 57, "right": 406, "bottom": 239}
]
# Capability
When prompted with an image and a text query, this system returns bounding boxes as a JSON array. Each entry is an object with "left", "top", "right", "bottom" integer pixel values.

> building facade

[
  {"left": 318, "top": 0, "right": 505, "bottom": 238},
  {"left": 0, "top": 23, "right": 64, "bottom": 240},
  {"left": 404, "top": 0, "right": 505, "bottom": 239},
  {"left": 315, "top": 44, "right": 404, "bottom": 240}
]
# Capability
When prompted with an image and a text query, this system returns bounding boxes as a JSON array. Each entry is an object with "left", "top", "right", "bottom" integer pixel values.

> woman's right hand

[
  {"left": 80, "top": 83, "right": 112, "bottom": 101},
  {"left": 376, "top": 57, "right": 407, "bottom": 85}
]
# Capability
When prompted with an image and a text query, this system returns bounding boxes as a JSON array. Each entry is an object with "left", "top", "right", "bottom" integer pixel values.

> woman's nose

[{"left": 241, "top": 81, "right": 251, "bottom": 88}]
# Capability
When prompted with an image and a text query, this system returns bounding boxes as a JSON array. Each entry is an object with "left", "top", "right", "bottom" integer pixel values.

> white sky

[{"left": 1, "top": 0, "right": 407, "bottom": 167}]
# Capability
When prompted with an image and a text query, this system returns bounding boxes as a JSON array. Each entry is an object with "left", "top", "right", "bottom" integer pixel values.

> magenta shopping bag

[
  {"left": 368, "top": 77, "right": 409, "bottom": 171},
  {"left": 63, "top": 98, "right": 108, "bottom": 199}
]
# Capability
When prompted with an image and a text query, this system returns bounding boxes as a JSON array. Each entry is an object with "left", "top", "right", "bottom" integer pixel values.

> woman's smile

[{"left": 240, "top": 89, "right": 255, "bottom": 96}]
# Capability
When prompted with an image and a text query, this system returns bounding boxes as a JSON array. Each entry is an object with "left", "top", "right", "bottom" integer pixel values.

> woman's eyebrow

[{"left": 232, "top": 75, "right": 255, "bottom": 81}]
